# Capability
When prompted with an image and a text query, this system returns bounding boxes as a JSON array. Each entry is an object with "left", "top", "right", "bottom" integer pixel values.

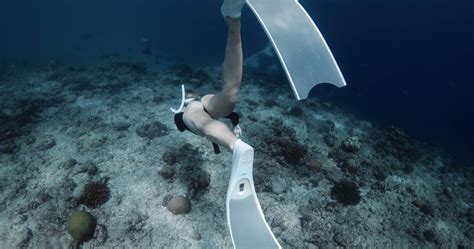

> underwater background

[
  {"left": 1, "top": 0, "right": 473, "bottom": 162},
  {"left": 0, "top": 0, "right": 473, "bottom": 248}
]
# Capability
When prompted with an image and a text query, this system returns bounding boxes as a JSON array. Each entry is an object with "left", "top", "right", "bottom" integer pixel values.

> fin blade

[{"left": 247, "top": 0, "right": 346, "bottom": 100}]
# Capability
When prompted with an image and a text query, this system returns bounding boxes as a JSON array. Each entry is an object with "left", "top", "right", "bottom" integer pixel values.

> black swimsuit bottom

[{"left": 174, "top": 107, "right": 239, "bottom": 154}]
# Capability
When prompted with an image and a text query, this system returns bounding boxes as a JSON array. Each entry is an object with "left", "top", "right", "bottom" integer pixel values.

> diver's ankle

[
  {"left": 229, "top": 138, "right": 239, "bottom": 151},
  {"left": 226, "top": 17, "right": 241, "bottom": 32}
]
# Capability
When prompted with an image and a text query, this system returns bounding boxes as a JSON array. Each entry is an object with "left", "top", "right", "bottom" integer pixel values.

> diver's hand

[{"left": 221, "top": 0, "right": 246, "bottom": 18}]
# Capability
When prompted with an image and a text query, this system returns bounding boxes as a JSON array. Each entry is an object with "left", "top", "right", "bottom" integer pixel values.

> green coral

[{"left": 67, "top": 211, "right": 96, "bottom": 242}]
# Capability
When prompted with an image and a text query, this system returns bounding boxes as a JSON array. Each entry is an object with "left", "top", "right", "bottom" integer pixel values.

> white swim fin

[
  {"left": 226, "top": 139, "right": 281, "bottom": 249},
  {"left": 246, "top": 0, "right": 347, "bottom": 100}
]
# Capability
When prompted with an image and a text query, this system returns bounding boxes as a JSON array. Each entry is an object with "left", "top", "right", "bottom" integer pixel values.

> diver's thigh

[
  {"left": 200, "top": 94, "right": 214, "bottom": 109},
  {"left": 183, "top": 102, "right": 211, "bottom": 136},
  {"left": 201, "top": 93, "right": 235, "bottom": 118}
]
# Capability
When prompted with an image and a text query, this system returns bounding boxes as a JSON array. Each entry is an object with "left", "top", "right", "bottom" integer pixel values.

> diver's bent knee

[
  {"left": 226, "top": 94, "right": 238, "bottom": 106},
  {"left": 222, "top": 88, "right": 239, "bottom": 104}
]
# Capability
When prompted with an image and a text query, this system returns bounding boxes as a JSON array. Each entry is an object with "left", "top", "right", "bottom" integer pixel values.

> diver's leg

[
  {"left": 183, "top": 102, "right": 238, "bottom": 151},
  {"left": 202, "top": 17, "right": 242, "bottom": 119}
]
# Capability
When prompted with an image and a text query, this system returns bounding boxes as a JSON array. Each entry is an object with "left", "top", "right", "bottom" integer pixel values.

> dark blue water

[{"left": 1, "top": 0, "right": 473, "bottom": 163}]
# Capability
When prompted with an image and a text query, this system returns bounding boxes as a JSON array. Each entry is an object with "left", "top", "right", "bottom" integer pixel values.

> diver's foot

[
  {"left": 231, "top": 139, "right": 254, "bottom": 175},
  {"left": 221, "top": 0, "right": 246, "bottom": 19}
]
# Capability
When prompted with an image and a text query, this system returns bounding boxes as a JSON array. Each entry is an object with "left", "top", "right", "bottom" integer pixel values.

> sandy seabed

[{"left": 0, "top": 61, "right": 472, "bottom": 248}]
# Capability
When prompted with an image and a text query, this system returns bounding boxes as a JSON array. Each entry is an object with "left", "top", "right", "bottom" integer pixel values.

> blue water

[{"left": 1, "top": 0, "right": 473, "bottom": 163}]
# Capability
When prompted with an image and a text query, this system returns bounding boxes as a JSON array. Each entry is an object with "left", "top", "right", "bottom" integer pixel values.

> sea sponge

[
  {"left": 67, "top": 211, "right": 96, "bottom": 242},
  {"left": 167, "top": 195, "right": 191, "bottom": 215}
]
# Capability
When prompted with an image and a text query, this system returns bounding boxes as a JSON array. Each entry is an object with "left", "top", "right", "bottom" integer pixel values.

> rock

[
  {"left": 135, "top": 121, "right": 170, "bottom": 139},
  {"left": 361, "top": 159, "right": 372, "bottom": 166},
  {"left": 72, "top": 184, "right": 86, "bottom": 200},
  {"left": 403, "top": 164, "right": 414, "bottom": 174},
  {"left": 271, "top": 176, "right": 288, "bottom": 194},
  {"left": 307, "top": 159, "right": 322, "bottom": 172},
  {"left": 162, "top": 151, "right": 178, "bottom": 166},
  {"left": 167, "top": 195, "right": 191, "bottom": 215},
  {"left": 423, "top": 229, "right": 436, "bottom": 243},
  {"left": 162, "top": 194, "right": 173, "bottom": 207},
  {"left": 442, "top": 187, "right": 454, "bottom": 199},
  {"left": 24, "top": 135, "right": 36, "bottom": 145},
  {"left": 191, "top": 230, "right": 201, "bottom": 240},
  {"left": 131, "top": 62, "right": 147, "bottom": 74},
  {"left": 467, "top": 209, "right": 474, "bottom": 224},
  {"left": 323, "top": 134, "right": 336, "bottom": 147},
  {"left": 60, "top": 158, "right": 78, "bottom": 169},
  {"left": 319, "top": 120, "right": 336, "bottom": 133},
  {"left": 341, "top": 136, "right": 361, "bottom": 153},
  {"left": 37, "top": 136, "right": 56, "bottom": 151},
  {"left": 85, "top": 133, "right": 107, "bottom": 148},
  {"left": 288, "top": 106, "right": 304, "bottom": 117},
  {"left": 11, "top": 213, "right": 27, "bottom": 225},
  {"left": 113, "top": 122, "right": 131, "bottom": 131},
  {"left": 373, "top": 168, "right": 387, "bottom": 181},
  {"left": 153, "top": 96, "right": 164, "bottom": 103},
  {"left": 187, "top": 170, "right": 210, "bottom": 197},
  {"left": 74, "top": 161, "right": 98, "bottom": 175},
  {"left": 413, "top": 199, "right": 434, "bottom": 216},
  {"left": 94, "top": 224, "right": 108, "bottom": 245},
  {"left": 0, "top": 142, "right": 16, "bottom": 154},
  {"left": 159, "top": 166, "right": 175, "bottom": 179},
  {"left": 341, "top": 160, "right": 358, "bottom": 176},
  {"left": 371, "top": 181, "right": 388, "bottom": 192},
  {"left": 16, "top": 227, "right": 32, "bottom": 248},
  {"left": 333, "top": 232, "right": 348, "bottom": 247}
]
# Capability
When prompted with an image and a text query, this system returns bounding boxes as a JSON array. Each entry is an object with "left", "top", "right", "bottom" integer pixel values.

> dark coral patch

[
  {"left": 78, "top": 182, "right": 110, "bottom": 209},
  {"left": 135, "top": 121, "right": 170, "bottom": 139},
  {"left": 331, "top": 180, "right": 361, "bottom": 206}
]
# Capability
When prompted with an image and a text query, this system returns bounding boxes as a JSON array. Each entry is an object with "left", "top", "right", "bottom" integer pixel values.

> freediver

[{"left": 173, "top": 0, "right": 250, "bottom": 156}]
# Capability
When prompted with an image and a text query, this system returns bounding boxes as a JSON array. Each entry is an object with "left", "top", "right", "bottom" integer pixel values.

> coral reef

[
  {"left": 77, "top": 181, "right": 110, "bottom": 209},
  {"left": 341, "top": 136, "right": 361, "bottom": 153},
  {"left": 376, "top": 126, "right": 421, "bottom": 162},
  {"left": 0, "top": 63, "right": 471, "bottom": 248},
  {"left": 166, "top": 195, "right": 191, "bottom": 215},
  {"left": 273, "top": 137, "right": 307, "bottom": 165},
  {"left": 331, "top": 180, "right": 361, "bottom": 206},
  {"left": 135, "top": 121, "right": 170, "bottom": 139},
  {"left": 67, "top": 211, "right": 97, "bottom": 243}
]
